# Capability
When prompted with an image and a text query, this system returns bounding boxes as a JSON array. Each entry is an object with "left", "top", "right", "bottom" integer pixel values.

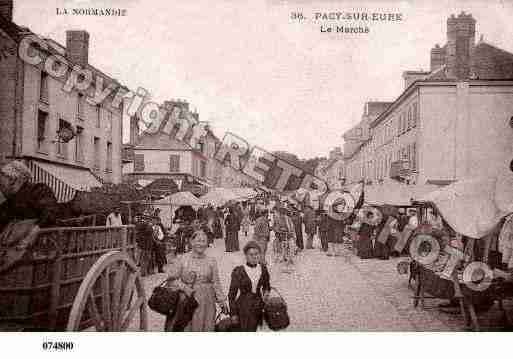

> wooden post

[
  {"left": 120, "top": 226, "right": 128, "bottom": 254},
  {"left": 48, "top": 230, "right": 63, "bottom": 330}
]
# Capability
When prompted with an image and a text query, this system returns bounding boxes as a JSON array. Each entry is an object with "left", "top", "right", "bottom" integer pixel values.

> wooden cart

[{"left": 0, "top": 223, "right": 147, "bottom": 331}]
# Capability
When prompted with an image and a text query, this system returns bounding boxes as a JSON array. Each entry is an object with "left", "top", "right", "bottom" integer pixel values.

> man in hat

[{"left": 289, "top": 204, "right": 304, "bottom": 252}]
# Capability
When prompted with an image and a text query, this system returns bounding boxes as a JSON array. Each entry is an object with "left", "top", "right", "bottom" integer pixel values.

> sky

[{"left": 12, "top": 0, "right": 513, "bottom": 158}]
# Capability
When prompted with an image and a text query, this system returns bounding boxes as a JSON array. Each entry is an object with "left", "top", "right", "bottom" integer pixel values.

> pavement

[{"left": 132, "top": 225, "right": 512, "bottom": 331}]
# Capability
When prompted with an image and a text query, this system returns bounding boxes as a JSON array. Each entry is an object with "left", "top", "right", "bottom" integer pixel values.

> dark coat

[
  {"left": 135, "top": 222, "right": 154, "bottom": 250},
  {"left": 228, "top": 264, "right": 271, "bottom": 331},
  {"left": 317, "top": 214, "right": 329, "bottom": 233},
  {"left": 303, "top": 207, "right": 317, "bottom": 234},
  {"left": 225, "top": 213, "right": 240, "bottom": 232},
  {"left": 327, "top": 217, "right": 346, "bottom": 244}
]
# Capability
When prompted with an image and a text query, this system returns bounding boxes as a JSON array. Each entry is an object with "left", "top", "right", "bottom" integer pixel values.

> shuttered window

[
  {"left": 134, "top": 154, "right": 145, "bottom": 171},
  {"left": 169, "top": 155, "right": 180, "bottom": 172}
]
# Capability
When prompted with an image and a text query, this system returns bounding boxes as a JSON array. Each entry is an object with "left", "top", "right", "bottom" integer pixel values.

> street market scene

[{"left": 2, "top": 0, "right": 513, "bottom": 336}]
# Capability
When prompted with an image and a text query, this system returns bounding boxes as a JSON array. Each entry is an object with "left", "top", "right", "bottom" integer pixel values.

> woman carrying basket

[{"left": 228, "top": 241, "right": 270, "bottom": 331}]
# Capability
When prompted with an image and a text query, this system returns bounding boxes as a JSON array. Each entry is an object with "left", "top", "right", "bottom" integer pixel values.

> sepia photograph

[{"left": 1, "top": 0, "right": 513, "bottom": 354}]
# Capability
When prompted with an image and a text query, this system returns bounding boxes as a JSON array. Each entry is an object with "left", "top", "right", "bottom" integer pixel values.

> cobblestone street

[{"left": 136, "top": 226, "right": 509, "bottom": 331}]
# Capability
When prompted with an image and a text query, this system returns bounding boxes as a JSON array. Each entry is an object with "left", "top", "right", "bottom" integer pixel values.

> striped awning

[{"left": 29, "top": 161, "right": 102, "bottom": 203}]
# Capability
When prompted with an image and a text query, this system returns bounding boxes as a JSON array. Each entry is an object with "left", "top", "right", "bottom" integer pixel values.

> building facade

[
  {"left": 0, "top": 4, "right": 124, "bottom": 202},
  {"left": 343, "top": 12, "right": 513, "bottom": 193},
  {"left": 123, "top": 99, "right": 226, "bottom": 194}
]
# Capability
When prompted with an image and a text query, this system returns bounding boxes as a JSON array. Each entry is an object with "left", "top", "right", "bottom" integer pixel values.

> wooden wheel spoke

[
  {"left": 111, "top": 262, "right": 125, "bottom": 331},
  {"left": 120, "top": 297, "right": 144, "bottom": 331},
  {"left": 118, "top": 272, "right": 137, "bottom": 325},
  {"left": 87, "top": 294, "right": 103, "bottom": 331},
  {"left": 101, "top": 266, "right": 111, "bottom": 330},
  {"left": 66, "top": 251, "right": 147, "bottom": 332}
]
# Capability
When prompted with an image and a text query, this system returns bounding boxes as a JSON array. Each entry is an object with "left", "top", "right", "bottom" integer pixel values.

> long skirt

[
  {"left": 139, "top": 249, "right": 155, "bottom": 276},
  {"left": 373, "top": 239, "right": 390, "bottom": 260},
  {"left": 256, "top": 238, "right": 269, "bottom": 263},
  {"left": 241, "top": 217, "right": 251, "bottom": 234},
  {"left": 225, "top": 230, "right": 240, "bottom": 252},
  {"left": 319, "top": 231, "right": 328, "bottom": 251},
  {"left": 235, "top": 292, "right": 264, "bottom": 331},
  {"left": 295, "top": 229, "right": 304, "bottom": 250},
  {"left": 357, "top": 234, "right": 373, "bottom": 259},
  {"left": 213, "top": 219, "right": 223, "bottom": 239},
  {"left": 165, "top": 283, "right": 217, "bottom": 332}
]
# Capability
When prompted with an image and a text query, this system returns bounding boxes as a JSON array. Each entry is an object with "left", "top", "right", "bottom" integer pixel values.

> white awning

[
  {"left": 364, "top": 181, "right": 439, "bottom": 206},
  {"left": 29, "top": 160, "right": 102, "bottom": 203}
]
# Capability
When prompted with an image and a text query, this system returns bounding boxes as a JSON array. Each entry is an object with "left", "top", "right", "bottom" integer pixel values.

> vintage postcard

[{"left": 1, "top": 0, "right": 513, "bottom": 353}]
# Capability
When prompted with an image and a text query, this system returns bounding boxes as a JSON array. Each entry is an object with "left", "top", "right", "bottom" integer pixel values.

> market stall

[
  {"left": 154, "top": 191, "right": 204, "bottom": 228},
  {"left": 406, "top": 176, "right": 513, "bottom": 330}
]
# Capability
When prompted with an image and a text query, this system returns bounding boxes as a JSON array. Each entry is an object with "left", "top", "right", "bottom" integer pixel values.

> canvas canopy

[
  {"left": 200, "top": 187, "right": 240, "bottom": 206},
  {"left": 153, "top": 191, "right": 203, "bottom": 228},
  {"left": 364, "top": 181, "right": 439, "bottom": 206},
  {"left": 230, "top": 187, "right": 258, "bottom": 200},
  {"left": 417, "top": 176, "right": 513, "bottom": 239},
  {"left": 155, "top": 191, "right": 203, "bottom": 207}
]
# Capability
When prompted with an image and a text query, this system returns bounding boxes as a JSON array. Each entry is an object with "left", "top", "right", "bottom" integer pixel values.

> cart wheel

[{"left": 67, "top": 251, "right": 148, "bottom": 331}]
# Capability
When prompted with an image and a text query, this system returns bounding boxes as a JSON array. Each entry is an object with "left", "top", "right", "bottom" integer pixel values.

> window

[
  {"left": 75, "top": 126, "right": 84, "bottom": 162},
  {"left": 200, "top": 160, "right": 207, "bottom": 178},
  {"left": 96, "top": 105, "right": 101, "bottom": 128},
  {"left": 37, "top": 110, "right": 48, "bottom": 151},
  {"left": 57, "top": 119, "right": 70, "bottom": 158},
  {"left": 106, "top": 142, "right": 112, "bottom": 172},
  {"left": 40, "top": 71, "right": 49, "bottom": 103},
  {"left": 412, "top": 102, "right": 418, "bottom": 128},
  {"left": 412, "top": 143, "right": 417, "bottom": 170},
  {"left": 134, "top": 153, "right": 145, "bottom": 171},
  {"left": 77, "top": 93, "right": 84, "bottom": 120},
  {"left": 169, "top": 155, "right": 180, "bottom": 172},
  {"left": 93, "top": 137, "right": 100, "bottom": 170},
  {"left": 107, "top": 111, "right": 113, "bottom": 133}
]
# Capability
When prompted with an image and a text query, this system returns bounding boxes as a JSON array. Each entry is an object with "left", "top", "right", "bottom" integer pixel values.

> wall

[
  {"left": 133, "top": 148, "right": 193, "bottom": 174},
  {"left": 418, "top": 81, "right": 513, "bottom": 183},
  {"left": 465, "top": 84, "right": 513, "bottom": 178},
  {"left": 0, "top": 27, "right": 17, "bottom": 166},
  {"left": 19, "top": 58, "right": 123, "bottom": 182},
  {"left": 417, "top": 85, "right": 457, "bottom": 183}
]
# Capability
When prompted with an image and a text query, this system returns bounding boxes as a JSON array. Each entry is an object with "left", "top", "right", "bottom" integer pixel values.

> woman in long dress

[
  {"left": 225, "top": 207, "right": 240, "bottom": 252},
  {"left": 228, "top": 241, "right": 270, "bottom": 331},
  {"left": 165, "top": 230, "right": 228, "bottom": 331}
]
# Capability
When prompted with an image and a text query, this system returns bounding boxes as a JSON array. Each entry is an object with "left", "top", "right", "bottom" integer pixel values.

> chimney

[
  {"left": 0, "top": 0, "right": 13, "bottom": 21},
  {"left": 446, "top": 12, "right": 476, "bottom": 79},
  {"left": 66, "top": 30, "right": 90, "bottom": 67},
  {"left": 430, "top": 44, "right": 445, "bottom": 72}
]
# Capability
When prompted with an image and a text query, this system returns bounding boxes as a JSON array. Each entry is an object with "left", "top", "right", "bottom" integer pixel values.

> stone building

[
  {"left": 344, "top": 12, "right": 513, "bottom": 195},
  {"left": 0, "top": 1, "right": 125, "bottom": 202}
]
